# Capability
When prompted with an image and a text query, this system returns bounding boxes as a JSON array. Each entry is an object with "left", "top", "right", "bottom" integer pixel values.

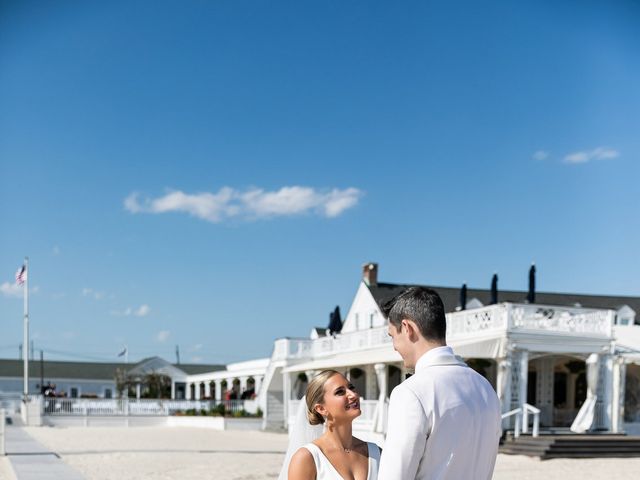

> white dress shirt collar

[{"left": 415, "top": 345, "right": 461, "bottom": 373}]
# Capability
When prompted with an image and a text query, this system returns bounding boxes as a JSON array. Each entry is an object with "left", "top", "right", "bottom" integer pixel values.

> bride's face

[{"left": 316, "top": 373, "right": 361, "bottom": 423}]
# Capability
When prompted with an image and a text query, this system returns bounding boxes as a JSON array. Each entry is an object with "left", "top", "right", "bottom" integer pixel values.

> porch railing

[
  {"left": 273, "top": 303, "right": 614, "bottom": 362},
  {"left": 43, "top": 398, "right": 258, "bottom": 416},
  {"left": 502, "top": 403, "right": 540, "bottom": 438}
]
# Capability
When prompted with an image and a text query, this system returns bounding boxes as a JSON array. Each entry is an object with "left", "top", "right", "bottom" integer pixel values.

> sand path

[{"left": 23, "top": 426, "right": 640, "bottom": 480}]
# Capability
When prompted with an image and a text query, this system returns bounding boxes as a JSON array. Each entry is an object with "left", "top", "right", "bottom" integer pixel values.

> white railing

[
  {"left": 274, "top": 328, "right": 392, "bottom": 362},
  {"left": 502, "top": 403, "right": 540, "bottom": 438},
  {"left": 0, "top": 393, "right": 22, "bottom": 414},
  {"left": 522, "top": 403, "right": 540, "bottom": 437},
  {"left": 509, "top": 304, "right": 614, "bottom": 337},
  {"left": 273, "top": 303, "right": 614, "bottom": 362},
  {"left": 43, "top": 398, "right": 257, "bottom": 416},
  {"left": 446, "top": 304, "right": 508, "bottom": 339},
  {"left": 502, "top": 408, "right": 523, "bottom": 438}
]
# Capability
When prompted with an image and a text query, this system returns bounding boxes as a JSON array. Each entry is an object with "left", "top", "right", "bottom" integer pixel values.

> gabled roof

[
  {"left": 0, "top": 357, "right": 225, "bottom": 381},
  {"left": 0, "top": 359, "right": 126, "bottom": 380},
  {"left": 367, "top": 282, "right": 640, "bottom": 320}
]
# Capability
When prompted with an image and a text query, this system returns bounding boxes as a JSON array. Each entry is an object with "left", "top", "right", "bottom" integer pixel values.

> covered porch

[{"left": 269, "top": 301, "right": 622, "bottom": 436}]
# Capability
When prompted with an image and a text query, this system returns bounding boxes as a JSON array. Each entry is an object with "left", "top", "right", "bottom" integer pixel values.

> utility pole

[
  {"left": 175, "top": 345, "right": 180, "bottom": 365},
  {"left": 40, "top": 350, "right": 44, "bottom": 395}
]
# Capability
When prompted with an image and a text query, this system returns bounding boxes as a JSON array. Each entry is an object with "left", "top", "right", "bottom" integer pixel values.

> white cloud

[
  {"left": 111, "top": 304, "right": 149, "bottom": 317},
  {"left": 52, "top": 245, "right": 61, "bottom": 256},
  {"left": 135, "top": 304, "right": 150, "bottom": 317},
  {"left": 532, "top": 150, "right": 549, "bottom": 161},
  {"left": 190, "top": 356, "right": 203, "bottom": 363},
  {"left": 564, "top": 147, "right": 619, "bottom": 164},
  {"left": 1, "top": 282, "right": 22, "bottom": 298},
  {"left": 155, "top": 330, "right": 170, "bottom": 342},
  {"left": 61, "top": 331, "right": 77, "bottom": 340},
  {"left": 190, "top": 343, "right": 203, "bottom": 352},
  {"left": 82, "top": 288, "right": 105, "bottom": 300},
  {"left": 124, "top": 186, "right": 362, "bottom": 223}
]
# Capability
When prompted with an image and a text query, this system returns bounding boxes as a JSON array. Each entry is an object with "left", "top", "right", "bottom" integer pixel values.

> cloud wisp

[
  {"left": 82, "top": 288, "right": 105, "bottom": 300},
  {"left": 124, "top": 186, "right": 362, "bottom": 223},
  {"left": 155, "top": 330, "right": 170, "bottom": 343},
  {"left": 564, "top": 147, "right": 619, "bottom": 165},
  {"left": 111, "top": 304, "right": 151, "bottom": 317},
  {"left": 532, "top": 150, "right": 549, "bottom": 161},
  {"left": 1, "top": 282, "right": 22, "bottom": 298}
]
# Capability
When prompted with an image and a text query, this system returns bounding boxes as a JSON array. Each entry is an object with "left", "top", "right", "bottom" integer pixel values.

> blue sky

[{"left": 1, "top": 0, "right": 639, "bottom": 364}]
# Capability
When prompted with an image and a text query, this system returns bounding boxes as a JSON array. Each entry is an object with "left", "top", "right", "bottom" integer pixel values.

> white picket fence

[{"left": 43, "top": 398, "right": 259, "bottom": 416}]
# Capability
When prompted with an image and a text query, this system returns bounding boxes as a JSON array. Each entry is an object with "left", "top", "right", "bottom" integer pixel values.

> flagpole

[{"left": 23, "top": 256, "right": 29, "bottom": 400}]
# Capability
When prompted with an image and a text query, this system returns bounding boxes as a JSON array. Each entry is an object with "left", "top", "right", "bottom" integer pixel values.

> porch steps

[
  {"left": 264, "top": 391, "right": 285, "bottom": 429},
  {"left": 500, "top": 433, "right": 640, "bottom": 459}
]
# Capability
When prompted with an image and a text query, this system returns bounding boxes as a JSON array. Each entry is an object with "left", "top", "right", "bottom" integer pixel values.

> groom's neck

[{"left": 409, "top": 339, "right": 447, "bottom": 368}]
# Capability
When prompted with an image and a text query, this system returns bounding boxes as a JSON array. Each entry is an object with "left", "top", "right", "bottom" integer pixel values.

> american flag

[
  {"left": 117, "top": 346, "right": 128, "bottom": 357},
  {"left": 15, "top": 265, "right": 26, "bottom": 285}
]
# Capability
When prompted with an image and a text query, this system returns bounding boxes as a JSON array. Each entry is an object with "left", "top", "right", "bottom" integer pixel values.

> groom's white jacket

[{"left": 378, "top": 346, "right": 501, "bottom": 480}]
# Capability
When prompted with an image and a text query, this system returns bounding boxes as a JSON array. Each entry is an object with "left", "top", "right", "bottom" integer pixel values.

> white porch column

[
  {"left": 171, "top": 381, "right": 175, "bottom": 400},
  {"left": 519, "top": 350, "right": 529, "bottom": 411},
  {"left": 595, "top": 353, "right": 613, "bottom": 431},
  {"left": 194, "top": 383, "right": 201, "bottom": 400},
  {"left": 373, "top": 363, "right": 388, "bottom": 433},
  {"left": 535, "top": 357, "right": 555, "bottom": 426},
  {"left": 365, "top": 365, "right": 377, "bottom": 400},
  {"left": 496, "top": 356, "right": 511, "bottom": 428},
  {"left": 215, "top": 381, "right": 222, "bottom": 401},
  {"left": 136, "top": 383, "right": 141, "bottom": 400},
  {"left": 254, "top": 376, "right": 263, "bottom": 396},
  {"left": 611, "top": 357, "right": 626, "bottom": 433},
  {"left": 283, "top": 372, "right": 292, "bottom": 429},
  {"left": 185, "top": 383, "right": 192, "bottom": 400},
  {"left": 227, "top": 378, "right": 234, "bottom": 396},
  {"left": 205, "top": 381, "right": 211, "bottom": 399}
]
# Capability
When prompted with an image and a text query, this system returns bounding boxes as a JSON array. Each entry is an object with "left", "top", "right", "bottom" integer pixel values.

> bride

[{"left": 283, "top": 370, "right": 380, "bottom": 480}]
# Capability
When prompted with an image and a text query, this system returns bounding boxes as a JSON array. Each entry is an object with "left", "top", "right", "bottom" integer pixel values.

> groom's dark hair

[{"left": 381, "top": 287, "right": 446, "bottom": 342}]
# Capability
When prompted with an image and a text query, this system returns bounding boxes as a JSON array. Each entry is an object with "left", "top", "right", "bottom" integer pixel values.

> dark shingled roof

[
  {"left": 368, "top": 282, "right": 640, "bottom": 322},
  {"left": 0, "top": 358, "right": 225, "bottom": 380}
]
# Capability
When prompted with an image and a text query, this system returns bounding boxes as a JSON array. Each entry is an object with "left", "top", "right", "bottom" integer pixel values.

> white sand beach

[{"left": 21, "top": 426, "right": 640, "bottom": 480}]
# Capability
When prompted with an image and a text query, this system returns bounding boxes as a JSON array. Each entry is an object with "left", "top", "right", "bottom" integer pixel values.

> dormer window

[{"left": 616, "top": 305, "right": 636, "bottom": 326}]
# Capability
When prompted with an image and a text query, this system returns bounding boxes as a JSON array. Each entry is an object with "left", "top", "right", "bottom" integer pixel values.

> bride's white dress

[{"left": 301, "top": 442, "right": 380, "bottom": 480}]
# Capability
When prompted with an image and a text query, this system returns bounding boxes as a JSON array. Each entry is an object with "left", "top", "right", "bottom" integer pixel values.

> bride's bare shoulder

[{"left": 288, "top": 447, "right": 316, "bottom": 479}]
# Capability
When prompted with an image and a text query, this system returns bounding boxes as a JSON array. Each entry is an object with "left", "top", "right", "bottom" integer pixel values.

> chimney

[{"left": 362, "top": 262, "right": 378, "bottom": 287}]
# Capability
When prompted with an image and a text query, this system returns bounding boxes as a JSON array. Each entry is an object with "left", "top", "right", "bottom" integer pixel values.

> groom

[{"left": 377, "top": 287, "right": 501, "bottom": 480}]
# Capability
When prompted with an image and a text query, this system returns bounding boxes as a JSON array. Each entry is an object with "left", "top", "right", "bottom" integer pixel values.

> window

[
  {"left": 70, "top": 387, "right": 79, "bottom": 398},
  {"left": 104, "top": 389, "right": 112, "bottom": 399}
]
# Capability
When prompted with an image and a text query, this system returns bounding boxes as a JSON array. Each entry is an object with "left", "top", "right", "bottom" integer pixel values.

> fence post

[{"left": 0, "top": 408, "right": 5, "bottom": 456}]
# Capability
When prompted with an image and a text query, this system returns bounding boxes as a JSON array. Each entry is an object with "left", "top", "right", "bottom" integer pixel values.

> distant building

[{"left": 0, "top": 357, "right": 224, "bottom": 399}]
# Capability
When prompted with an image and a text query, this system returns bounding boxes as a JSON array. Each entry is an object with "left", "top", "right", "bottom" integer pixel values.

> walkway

[{"left": 3, "top": 415, "right": 85, "bottom": 480}]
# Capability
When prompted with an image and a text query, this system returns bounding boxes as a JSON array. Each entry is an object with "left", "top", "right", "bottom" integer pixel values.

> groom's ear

[{"left": 402, "top": 319, "right": 421, "bottom": 342}]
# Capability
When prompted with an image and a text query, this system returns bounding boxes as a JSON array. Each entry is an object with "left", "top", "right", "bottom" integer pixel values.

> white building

[
  {"left": 0, "top": 357, "right": 224, "bottom": 400},
  {"left": 256, "top": 263, "right": 640, "bottom": 439}
]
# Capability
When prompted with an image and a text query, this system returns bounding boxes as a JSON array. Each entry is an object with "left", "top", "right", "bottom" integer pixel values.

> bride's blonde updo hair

[{"left": 305, "top": 369, "right": 342, "bottom": 425}]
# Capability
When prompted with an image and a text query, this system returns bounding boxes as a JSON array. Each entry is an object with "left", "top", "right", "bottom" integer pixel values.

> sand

[{"left": 22, "top": 426, "right": 640, "bottom": 480}]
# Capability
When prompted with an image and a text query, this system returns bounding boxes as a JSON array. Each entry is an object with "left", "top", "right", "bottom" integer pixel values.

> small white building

[{"left": 0, "top": 357, "right": 224, "bottom": 400}]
